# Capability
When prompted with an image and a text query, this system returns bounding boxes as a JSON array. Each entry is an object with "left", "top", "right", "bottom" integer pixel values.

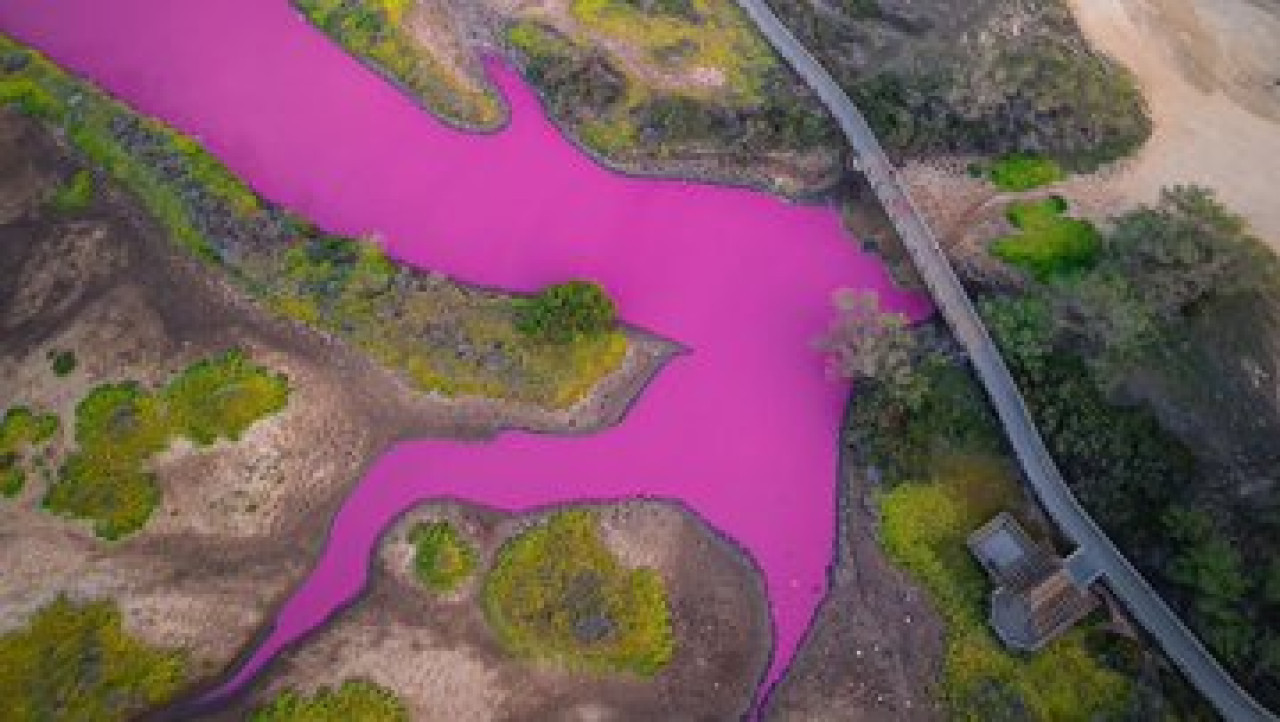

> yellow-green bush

[
  {"left": 879, "top": 455, "right": 1132, "bottom": 719},
  {"left": 482, "top": 510, "right": 674, "bottom": 675},
  {"left": 251, "top": 680, "right": 408, "bottom": 721},
  {"left": 410, "top": 520, "right": 478, "bottom": 592},
  {"left": 0, "top": 405, "right": 60, "bottom": 497},
  {"left": 0, "top": 597, "right": 186, "bottom": 721},
  {"left": 44, "top": 350, "right": 289, "bottom": 539}
]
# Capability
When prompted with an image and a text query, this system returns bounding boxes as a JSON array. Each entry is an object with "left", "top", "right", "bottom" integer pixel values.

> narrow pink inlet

[{"left": 0, "top": 0, "right": 931, "bottom": 712}]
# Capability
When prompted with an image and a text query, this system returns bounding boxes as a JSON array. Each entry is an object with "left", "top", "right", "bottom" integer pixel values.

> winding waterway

[{"left": 0, "top": 0, "right": 929, "bottom": 709}]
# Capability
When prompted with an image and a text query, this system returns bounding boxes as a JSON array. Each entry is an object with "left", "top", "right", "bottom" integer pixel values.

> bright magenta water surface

[{"left": 0, "top": 0, "right": 930, "bottom": 708}]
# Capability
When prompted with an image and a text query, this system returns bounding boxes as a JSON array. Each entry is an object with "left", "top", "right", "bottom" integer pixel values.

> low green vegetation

[
  {"left": 991, "top": 196, "right": 1100, "bottom": 279},
  {"left": 987, "top": 153, "right": 1064, "bottom": 191},
  {"left": 848, "top": 339, "right": 1138, "bottom": 718},
  {"left": 482, "top": 510, "right": 674, "bottom": 675},
  {"left": 516, "top": 280, "right": 618, "bottom": 343},
  {"left": 503, "top": 12, "right": 838, "bottom": 177},
  {"left": 880, "top": 456, "right": 1132, "bottom": 719},
  {"left": 0, "top": 405, "right": 60, "bottom": 497},
  {"left": 45, "top": 349, "right": 289, "bottom": 539},
  {"left": 0, "top": 597, "right": 186, "bottom": 721},
  {"left": 292, "top": 0, "right": 501, "bottom": 127},
  {"left": 49, "top": 169, "right": 95, "bottom": 214},
  {"left": 261, "top": 235, "right": 628, "bottom": 408},
  {"left": 251, "top": 680, "right": 408, "bottom": 721},
  {"left": 3, "top": 34, "right": 627, "bottom": 410},
  {"left": 410, "top": 520, "right": 478, "bottom": 592},
  {"left": 48, "top": 348, "right": 78, "bottom": 376},
  {"left": 981, "top": 186, "right": 1280, "bottom": 705}
]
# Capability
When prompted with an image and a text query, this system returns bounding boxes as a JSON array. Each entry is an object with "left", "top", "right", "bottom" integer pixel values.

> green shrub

[
  {"left": 991, "top": 197, "right": 1100, "bottom": 279},
  {"left": 515, "top": 281, "right": 618, "bottom": 343},
  {"left": 250, "top": 680, "right": 408, "bottom": 721},
  {"left": 482, "top": 510, "right": 674, "bottom": 675},
  {"left": 410, "top": 521, "right": 478, "bottom": 592},
  {"left": 49, "top": 349, "right": 78, "bottom": 376},
  {"left": 164, "top": 349, "right": 290, "bottom": 446},
  {"left": 988, "top": 154, "right": 1064, "bottom": 191},
  {"left": 43, "top": 350, "right": 289, "bottom": 539},
  {"left": 880, "top": 461, "right": 1132, "bottom": 719},
  {"left": 0, "top": 406, "right": 60, "bottom": 497},
  {"left": 0, "top": 597, "right": 186, "bottom": 721},
  {"left": 49, "top": 170, "right": 94, "bottom": 214}
]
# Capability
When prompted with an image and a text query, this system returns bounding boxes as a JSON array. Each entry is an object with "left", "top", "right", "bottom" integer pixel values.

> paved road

[{"left": 733, "top": 1, "right": 1277, "bottom": 719}]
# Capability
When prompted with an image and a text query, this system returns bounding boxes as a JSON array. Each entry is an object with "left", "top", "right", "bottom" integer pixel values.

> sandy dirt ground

[
  {"left": 903, "top": 0, "right": 1280, "bottom": 250},
  {"left": 205, "top": 501, "right": 773, "bottom": 721}
]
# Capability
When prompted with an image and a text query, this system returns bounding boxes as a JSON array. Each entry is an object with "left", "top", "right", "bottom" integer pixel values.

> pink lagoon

[{"left": 0, "top": 0, "right": 929, "bottom": 711}]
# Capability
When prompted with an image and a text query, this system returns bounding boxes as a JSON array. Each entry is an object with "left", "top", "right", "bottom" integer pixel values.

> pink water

[{"left": 1, "top": 0, "right": 929, "bottom": 710}]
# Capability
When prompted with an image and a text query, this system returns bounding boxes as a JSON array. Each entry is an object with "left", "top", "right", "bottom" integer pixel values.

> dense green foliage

[
  {"left": 880, "top": 458, "right": 1132, "bottom": 719},
  {"left": 482, "top": 510, "right": 674, "bottom": 675},
  {"left": 0, "top": 597, "right": 186, "bottom": 721},
  {"left": 49, "top": 348, "right": 78, "bottom": 376},
  {"left": 3, "top": 34, "right": 626, "bottom": 410},
  {"left": 982, "top": 186, "right": 1280, "bottom": 703},
  {"left": 515, "top": 280, "right": 618, "bottom": 343},
  {"left": 49, "top": 169, "right": 95, "bottom": 214},
  {"left": 251, "top": 680, "right": 408, "bottom": 722},
  {"left": 264, "top": 234, "right": 628, "bottom": 407},
  {"left": 849, "top": 329, "right": 1137, "bottom": 718},
  {"left": 292, "top": 0, "right": 500, "bottom": 126},
  {"left": 991, "top": 196, "right": 1100, "bottom": 279},
  {"left": 410, "top": 520, "right": 478, "bottom": 592},
  {"left": 987, "top": 154, "right": 1064, "bottom": 191},
  {"left": 44, "top": 350, "right": 289, "bottom": 539},
  {"left": 0, "top": 405, "right": 60, "bottom": 497}
]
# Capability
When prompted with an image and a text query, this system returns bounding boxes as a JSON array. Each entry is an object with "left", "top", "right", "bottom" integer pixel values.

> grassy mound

[
  {"left": 44, "top": 349, "right": 289, "bottom": 539},
  {"left": 0, "top": 597, "right": 186, "bottom": 721},
  {"left": 482, "top": 510, "right": 674, "bottom": 675},
  {"left": 410, "top": 520, "right": 478, "bottom": 592},
  {"left": 991, "top": 196, "right": 1100, "bottom": 279},
  {"left": 0, "top": 406, "right": 59, "bottom": 497},
  {"left": 251, "top": 680, "right": 408, "bottom": 721}
]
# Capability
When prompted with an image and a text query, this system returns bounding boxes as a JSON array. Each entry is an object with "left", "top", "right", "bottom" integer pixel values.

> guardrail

[{"left": 733, "top": 0, "right": 1277, "bottom": 718}]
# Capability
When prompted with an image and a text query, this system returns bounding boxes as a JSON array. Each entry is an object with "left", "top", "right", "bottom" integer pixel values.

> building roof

[{"left": 969, "top": 513, "right": 1099, "bottom": 651}]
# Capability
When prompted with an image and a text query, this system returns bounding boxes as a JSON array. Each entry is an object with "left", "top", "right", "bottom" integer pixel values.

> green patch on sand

[
  {"left": 0, "top": 597, "right": 186, "bottom": 722},
  {"left": 992, "top": 196, "right": 1100, "bottom": 279},
  {"left": 411, "top": 520, "right": 479, "bottom": 592},
  {"left": 251, "top": 680, "right": 408, "bottom": 721},
  {"left": 988, "top": 153, "right": 1065, "bottom": 192},
  {"left": 45, "top": 349, "right": 289, "bottom": 539},
  {"left": 0, "top": 405, "right": 59, "bottom": 497},
  {"left": 482, "top": 510, "right": 674, "bottom": 675}
]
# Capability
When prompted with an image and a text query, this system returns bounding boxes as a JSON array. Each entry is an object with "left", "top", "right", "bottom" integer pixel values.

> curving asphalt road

[{"left": 733, "top": 1, "right": 1278, "bottom": 719}]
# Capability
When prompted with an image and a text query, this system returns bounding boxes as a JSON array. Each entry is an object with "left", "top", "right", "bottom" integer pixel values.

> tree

[
  {"left": 814, "top": 289, "right": 928, "bottom": 403},
  {"left": 979, "top": 295, "right": 1055, "bottom": 376},
  {"left": 1105, "top": 185, "right": 1274, "bottom": 320},
  {"left": 515, "top": 280, "right": 618, "bottom": 343}
]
